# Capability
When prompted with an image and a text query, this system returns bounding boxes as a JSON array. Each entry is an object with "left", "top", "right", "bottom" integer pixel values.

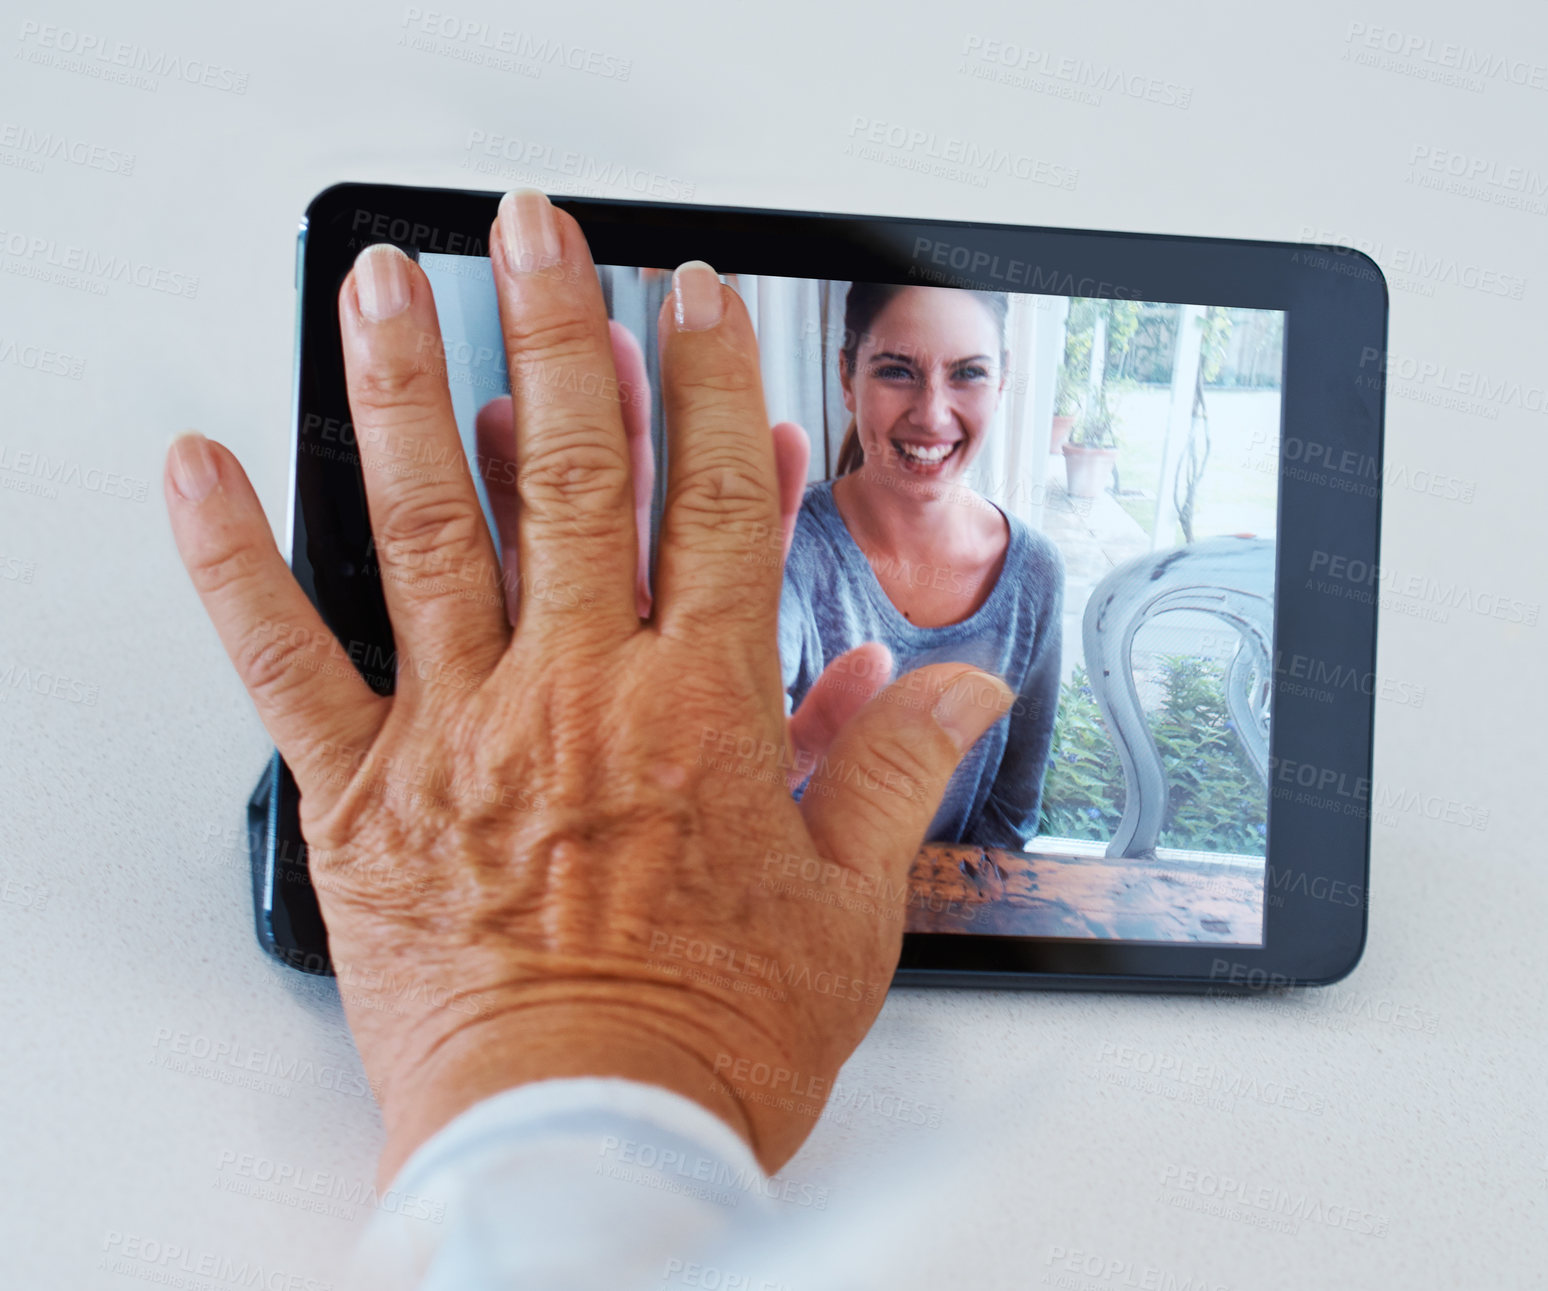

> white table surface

[{"left": 2, "top": 0, "right": 1544, "bottom": 1285}]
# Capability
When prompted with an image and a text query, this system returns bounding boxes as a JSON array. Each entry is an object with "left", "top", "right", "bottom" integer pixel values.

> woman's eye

[
  {"left": 873, "top": 364, "right": 915, "bottom": 381},
  {"left": 954, "top": 365, "right": 990, "bottom": 382}
]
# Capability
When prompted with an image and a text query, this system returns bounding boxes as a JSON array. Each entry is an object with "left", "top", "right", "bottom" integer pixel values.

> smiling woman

[{"left": 779, "top": 283, "right": 1066, "bottom": 850}]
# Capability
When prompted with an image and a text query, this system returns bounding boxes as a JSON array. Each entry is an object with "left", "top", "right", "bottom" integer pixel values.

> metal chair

[{"left": 1082, "top": 536, "right": 1275, "bottom": 859}]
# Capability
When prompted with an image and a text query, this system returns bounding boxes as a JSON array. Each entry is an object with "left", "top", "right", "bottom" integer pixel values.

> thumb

[
  {"left": 787, "top": 642, "right": 892, "bottom": 788},
  {"left": 799, "top": 665, "right": 1014, "bottom": 874}
]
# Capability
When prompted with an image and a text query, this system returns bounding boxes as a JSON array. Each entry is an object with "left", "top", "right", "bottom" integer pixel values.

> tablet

[{"left": 249, "top": 182, "right": 1385, "bottom": 992}]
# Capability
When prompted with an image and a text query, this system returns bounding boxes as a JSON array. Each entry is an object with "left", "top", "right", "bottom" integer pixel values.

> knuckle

[
  {"left": 661, "top": 594, "right": 768, "bottom": 642},
  {"left": 850, "top": 734, "right": 938, "bottom": 803},
  {"left": 505, "top": 311, "right": 602, "bottom": 372},
  {"left": 377, "top": 483, "right": 489, "bottom": 559},
  {"left": 350, "top": 355, "right": 445, "bottom": 417},
  {"left": 520, "top": 434, "right": 631, "bottom": 509},
  {"left": 676, "top": 451, "right": 767, "bottom": 500},
  {"left": 185, "top": 534, "right": 261, "bottom": 601},
  {"left": 669, "top": 453, "right": 772, "bottom": 527},
  {"left": 233, "top": 618, "right": 320, "bottom": 707},
  {"left": 677, "top": 358, "right": 761, "bottom": 402}
]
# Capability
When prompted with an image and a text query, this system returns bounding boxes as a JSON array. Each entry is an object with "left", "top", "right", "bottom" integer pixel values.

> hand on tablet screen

[
  {"left": 474, "top": 326, "right": 896, "bottom": 780},
  {"left": 163, "top": 188, "right": 1013, "bottom": 1181}
]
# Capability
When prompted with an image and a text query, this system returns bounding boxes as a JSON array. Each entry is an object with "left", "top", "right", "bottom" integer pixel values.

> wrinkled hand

[
  {"left": 164, "top": 190, "right": 1012, "bottom": 1183},
  {"left": 476, "top": 332, "right": 894, "bottom": 780}
]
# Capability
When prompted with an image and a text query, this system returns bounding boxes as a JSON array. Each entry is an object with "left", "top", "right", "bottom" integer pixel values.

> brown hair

[{"left": 834, "top": 282, "right": 1010, "bottom": 476}]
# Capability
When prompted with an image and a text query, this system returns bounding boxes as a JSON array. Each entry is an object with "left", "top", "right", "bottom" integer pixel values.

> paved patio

[{"left": 1039, "top": 472, "right": 1154, "bottom": 685}]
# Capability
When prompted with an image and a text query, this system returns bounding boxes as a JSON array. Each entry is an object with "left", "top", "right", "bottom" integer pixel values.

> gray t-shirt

[{"left": 778, "top": 480, "right": 1064, "bottom": 848}]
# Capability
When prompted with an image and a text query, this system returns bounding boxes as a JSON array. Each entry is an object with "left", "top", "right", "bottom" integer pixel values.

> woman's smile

[{"left": 890, "top": 437, "right": 964, "bottom": 474}]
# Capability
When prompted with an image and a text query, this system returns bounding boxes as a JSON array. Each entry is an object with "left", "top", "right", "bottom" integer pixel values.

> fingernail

[
  {"left": 673, "top": 261, "right": 723, "bottom": 331},
  {"left": 354, "top": 244, "right": 412, "bottom": 321},
  {"left": 933, "top": 671, "right": 1014, "bottom": 753},
  {"left": 167, "top": 432, "right": 219, "bottom": 503},
  {"left": 498, "top": 188, "right": 563, "bottom": 273}
]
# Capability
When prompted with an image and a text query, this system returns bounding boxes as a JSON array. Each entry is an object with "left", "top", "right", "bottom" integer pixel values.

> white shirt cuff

[{"left": 348, "top": 1076, "right": 773, "bottom": 1291}]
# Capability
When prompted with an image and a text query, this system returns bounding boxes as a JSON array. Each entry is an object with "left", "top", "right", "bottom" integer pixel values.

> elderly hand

[
  {"left": 164, "top": 189, "right": 1012, "bottom": 1183},
  {"left": 476, "top": 326, "right": 895, "bottom": 780}
]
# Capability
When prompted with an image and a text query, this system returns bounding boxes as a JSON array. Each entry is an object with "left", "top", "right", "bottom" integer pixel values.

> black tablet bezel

[{"left": 263, "top": 181, "right": 1384, "bottom": 991}]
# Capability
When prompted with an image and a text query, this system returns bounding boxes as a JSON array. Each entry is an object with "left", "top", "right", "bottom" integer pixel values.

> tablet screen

[{"left": 418, "top": 253, "right": 1283, "bottom": 948}]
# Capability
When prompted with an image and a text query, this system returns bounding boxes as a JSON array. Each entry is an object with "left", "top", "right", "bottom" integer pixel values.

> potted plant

[
  {"left": 1049, "top": 364, "right": 1081, "bottom": 456},
  {"left": 1062, "top": 380, "right": 1119, "bottom": 498}
]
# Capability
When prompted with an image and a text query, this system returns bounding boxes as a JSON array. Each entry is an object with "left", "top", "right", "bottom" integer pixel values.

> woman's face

[{"left": 842, "top": 287, "right": 1005, "bottom": 490}]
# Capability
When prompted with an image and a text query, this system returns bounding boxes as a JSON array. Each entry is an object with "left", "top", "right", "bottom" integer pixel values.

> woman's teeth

[{"left": 894, "top": 441, "right": 957, "bottom": 465}]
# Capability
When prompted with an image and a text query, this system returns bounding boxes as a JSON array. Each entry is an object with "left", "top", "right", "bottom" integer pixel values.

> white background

[{"left": 2, "top": 0, "right": 1545, "bottom": 1286}]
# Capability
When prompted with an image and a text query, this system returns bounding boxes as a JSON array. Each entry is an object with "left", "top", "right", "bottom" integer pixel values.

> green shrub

[{"left": 1037, "top": 656, "right": 1268, "bottom": 855}]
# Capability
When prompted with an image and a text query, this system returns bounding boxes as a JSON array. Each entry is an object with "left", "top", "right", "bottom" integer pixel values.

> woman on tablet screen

[{"left": 779, "top": 283, "right": 1064, "bottom": 850}]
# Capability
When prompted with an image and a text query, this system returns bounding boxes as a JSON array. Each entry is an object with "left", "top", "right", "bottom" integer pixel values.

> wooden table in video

[{"left": 906, "top": 845, "right": 1263, "bottom": 942}]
